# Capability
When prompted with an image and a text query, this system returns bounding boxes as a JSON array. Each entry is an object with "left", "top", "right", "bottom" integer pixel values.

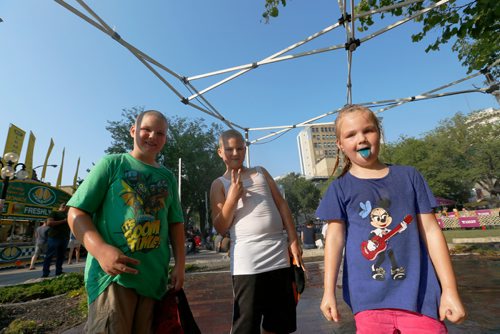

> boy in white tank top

[{"left": 210, "top": 129, "right": 304, "bottom": 334}]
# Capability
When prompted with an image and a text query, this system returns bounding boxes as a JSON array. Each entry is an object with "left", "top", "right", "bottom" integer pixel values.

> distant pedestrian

[
  {"left": 67, "top": 232, "right": 81, "bottom": 264},
  {"left": 301, "top": 220, "right": 317, "bottom": 249},
  {"left": 29, "top": 221, "right": 50, "bottom": 270},
  {"left": 42, "top": 203, "right": 70, "bottom": 277}
]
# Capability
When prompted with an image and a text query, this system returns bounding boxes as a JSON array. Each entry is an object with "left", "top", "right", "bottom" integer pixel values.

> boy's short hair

[
  {"left": 136, "top": 110, "right": 168, "bottom": 127},
  {"left": 219, "top": 129, "right": 245, "bottom": 148}
]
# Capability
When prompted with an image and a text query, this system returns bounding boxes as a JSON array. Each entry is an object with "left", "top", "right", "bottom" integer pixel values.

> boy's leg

[
  {"left": 231, "top": 274, "right": 262, "bottom": 334},
  {"left": 260, "top": 267, "right": 297, "bottom": 334},
  {"left": 86, "top": 282, "right": 156, "bottom": 334}
]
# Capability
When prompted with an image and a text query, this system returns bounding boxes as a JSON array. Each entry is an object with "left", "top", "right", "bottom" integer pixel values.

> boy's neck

[{"left": 129, "top": 151, "right": 159, "bottom": 167}]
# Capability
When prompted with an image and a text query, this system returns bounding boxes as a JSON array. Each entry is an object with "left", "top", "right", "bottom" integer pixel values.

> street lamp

[{"left": 0, "top": 152, "right": 29, "bottom": 211}]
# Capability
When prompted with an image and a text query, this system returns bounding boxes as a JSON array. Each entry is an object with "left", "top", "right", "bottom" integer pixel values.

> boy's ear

[
  {"left": 130, "top": 125, "right": 136, "bottom": 138},
  {"left": 217, "top": 146, "right": 223, "bottom": 158}
]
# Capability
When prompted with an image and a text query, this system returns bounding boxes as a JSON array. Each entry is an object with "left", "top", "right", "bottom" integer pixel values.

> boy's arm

[
  {"left": 67, "top": 207, "right": 140, "bottom": 276},
  {"left": 210, "top": 170, "right": 244, "bottom": 235},
  {"left": 169, "top": 222, "right": 186, "bottom": 291},
  {"left": 417, "top": 213, "right": 466, "bottom": 323},
  {"left": 261, "top": 167, "right": 303, "bottom": 268},
  {"left": 321, "top": 220, "right": 345, "bottom": 322}
]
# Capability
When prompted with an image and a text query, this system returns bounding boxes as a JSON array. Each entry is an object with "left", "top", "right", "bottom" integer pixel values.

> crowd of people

[{"left": 31, "top": 107, "right": 466, "bottom": 333}]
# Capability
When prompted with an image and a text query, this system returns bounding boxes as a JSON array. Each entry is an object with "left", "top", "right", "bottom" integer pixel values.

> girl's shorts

[{"left": 354, "top": 308, "right": 447, "bottom": 334}]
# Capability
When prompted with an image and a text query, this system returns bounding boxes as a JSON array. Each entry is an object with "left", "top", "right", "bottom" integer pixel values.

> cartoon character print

[
  {"left": 359, "top": 200, "right": 410, "bottom": 281},
  {"left": 119, "top": 170, "right": 169, "bottom": 253}
]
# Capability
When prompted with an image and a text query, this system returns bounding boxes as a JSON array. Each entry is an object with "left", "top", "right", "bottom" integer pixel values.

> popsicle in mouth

[{"left": 358, "top": 148, "right": 370, "bottom": 158}]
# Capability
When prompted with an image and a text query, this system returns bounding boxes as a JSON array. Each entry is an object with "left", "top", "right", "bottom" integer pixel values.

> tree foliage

[
  {"left": 381, "top": 111, "right": 500, "bottom": 204},
  {"left": 262, "top": 0, "right": 500, "bottom": 77},
  {"left": 276, "top": 172, "right": 321, "bottom": 222},
  {"left": 105, "top": 107, "right": 226, "bottom": 232}
]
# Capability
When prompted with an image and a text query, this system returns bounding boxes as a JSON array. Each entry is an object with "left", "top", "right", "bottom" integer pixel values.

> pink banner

[
  {"left": 437, "top": 218, "right": 444, "bottom": 228},
  {"left": 475, "top": 209, "right": 491, "bottom": 216},
  {"left": 458, "top": 216, "right": 480, "bottom": 228}
]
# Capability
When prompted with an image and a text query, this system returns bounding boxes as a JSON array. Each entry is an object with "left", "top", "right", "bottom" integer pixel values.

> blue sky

[{"left": 1, "top": 0, "right": 497, "bottom": 186}]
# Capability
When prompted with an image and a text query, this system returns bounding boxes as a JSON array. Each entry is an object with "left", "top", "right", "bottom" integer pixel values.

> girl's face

[
  {"left": 336, "top": 110, "right": 381, "bottom": 168},
  {"left": 130, "top": 113, "right": 168, "bottom": 158},
  {"left": 218, "top": 136, "right": 246, "bottom": 171}
]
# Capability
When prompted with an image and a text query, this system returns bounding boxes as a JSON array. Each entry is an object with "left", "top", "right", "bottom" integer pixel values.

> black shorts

[{"left": 231, "top": 267, "right": 296, "bottom": 334}]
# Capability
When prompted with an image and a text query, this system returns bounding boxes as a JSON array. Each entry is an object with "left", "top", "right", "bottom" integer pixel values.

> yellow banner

[
  {"left": 2, "top": 124, "right": 26, "bottom": 164},
  {"left": 56, "top": 148, "right": 65, "bottom": 188},
  {"left": 41, "top": 138, "right": 54, "bottom": 181},
  {"left": 24, "top": 132, "right": 36, "bottom": 179},
  {"left": 73, "top": 157, "right": 80, "bottom": 190}
]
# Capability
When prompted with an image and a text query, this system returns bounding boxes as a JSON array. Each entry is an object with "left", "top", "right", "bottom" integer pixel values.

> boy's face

[
  {"left": 218, "top": 136, "right": 246, "bottom": 170},
  {"left": 130, "top": 114, "right": 167, "bottom": 157}
]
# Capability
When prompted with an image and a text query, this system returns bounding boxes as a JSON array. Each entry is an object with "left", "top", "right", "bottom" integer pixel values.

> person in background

[
  {"left": 301, "top": 220, "right": 317, "bottom": 249},
  {"left": 317, "top": 105, "right": 465, "bottom": 333},
  {"left": 210, "top": 129, "right": 304, "bottom": 334},
  {"left": 42, "top": 203, "right": 70, "bottom": 277},
  {"left": 29, "top": 221, "right": 50, "bottom": 270},
  {"left": 67, "top": 110, "right": 185, "bottom": 333},
  {"left": 67, "top": 231, "right": 82, "bottom": 264}
]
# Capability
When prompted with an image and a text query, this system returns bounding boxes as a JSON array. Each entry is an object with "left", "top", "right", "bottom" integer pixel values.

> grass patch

[
  {"left": 442, "top": 228, "right": 500, "bottom": 243},
  {"left": 0, "top": 273, "right": 84, "bottom": 304}
]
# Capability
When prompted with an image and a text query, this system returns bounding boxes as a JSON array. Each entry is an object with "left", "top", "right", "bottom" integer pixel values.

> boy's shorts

[
  {"left": 354, "top": 309, "right": 447, "bottom": 334},
  {"left": 231, "top": 267, "right": 296, "bottom": 334},
  {"left": 85, "top": 282, "right": 156, "bottom": 334}
]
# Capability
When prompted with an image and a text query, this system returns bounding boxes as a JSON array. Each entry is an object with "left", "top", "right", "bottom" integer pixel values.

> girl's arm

[
  {"left": 321, "top": 220, "right": 345, "bottom": 322},
  {"left": 261, "top": 167, "right": 303, "bottom": 269},
  {"left": 417, "top": 213, "right": 466, "bottom": 323}
]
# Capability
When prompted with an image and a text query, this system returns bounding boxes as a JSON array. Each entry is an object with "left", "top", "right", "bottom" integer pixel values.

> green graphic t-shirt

[{"left": 67, "top": 154, "right": 184, "bottom": 304}]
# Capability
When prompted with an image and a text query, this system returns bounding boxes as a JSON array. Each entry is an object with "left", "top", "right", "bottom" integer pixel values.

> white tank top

[{"left": 218, "top": 167, "right": 290, "bottom": 275}]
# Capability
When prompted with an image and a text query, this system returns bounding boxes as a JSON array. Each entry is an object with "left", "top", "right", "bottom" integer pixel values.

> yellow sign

[
  {"left": 25, "top": 131, "right": 36, "bottom": 179},
  {"left": 2, "top": 124, "right": 25, "bottom": 164}
]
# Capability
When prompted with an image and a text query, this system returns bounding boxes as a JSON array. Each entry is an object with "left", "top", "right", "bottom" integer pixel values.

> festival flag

[
  {"left": 24, "top": 132, "right": 36, "bottom": 179},
  {"left": 72, "top": 157, "right": 80, "bottom": 190},
  {"left": 2, "top": 124, "right": 25, "bottom": 164},
  {"left": 56, "top": 148, "right": 65, "bottom": 188},
  {"left": 41, "top": 138, "right": 54, "bottom": 181}
]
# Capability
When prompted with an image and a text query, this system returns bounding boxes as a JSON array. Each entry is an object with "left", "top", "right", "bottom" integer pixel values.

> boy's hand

[
  {"left": 289, "top": 239, "right": 305, "bottom": 271},
  {"left": 95, "top": 243, "right": 140, "bottom": 276},
  {"left": 228, "top": 169, "right": 244, "bottom": 200},
  {"left": 170, "top": 264, "right": 185, "bottom": 291},
  {"left": 439, "top": 289, "right": 466, "bottom": 324}
]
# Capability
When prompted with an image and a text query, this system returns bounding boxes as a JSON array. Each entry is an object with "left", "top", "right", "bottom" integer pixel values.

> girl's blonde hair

[
  {"left": 218, "top": 129, "right": 245, "bottom": 148},
  {"left": 332, "top": 104, "right": 382, "bottom": 178}
]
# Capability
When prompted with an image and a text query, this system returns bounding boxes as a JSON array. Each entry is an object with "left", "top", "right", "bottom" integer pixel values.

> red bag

[{"left": 154, "top": 288, "right": 201, "bottom": 334}]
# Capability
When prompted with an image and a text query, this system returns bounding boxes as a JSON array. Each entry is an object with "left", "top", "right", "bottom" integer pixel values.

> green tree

[
  {"left": 381, "top": 112, "right": 499, "bottom": 204},
  {"left": 262, "top": 0, "right": 500, "bottom": 77},
  {"left": 105, "top": 107, "right": 226, "bottom": 233},
  {"left": 276, "top": 172, "right": 321, "bottom": 222}
]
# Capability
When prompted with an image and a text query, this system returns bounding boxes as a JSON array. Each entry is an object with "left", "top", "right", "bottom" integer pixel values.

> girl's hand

[
  {"left": 321, "top": 293, "right": 341, "bottom": 322},
  {"left": 94, "top": 243, "right": 140, "bottom": 276},
  {"left": 439, "top": 289, "right": 466, "bottom": 324}
]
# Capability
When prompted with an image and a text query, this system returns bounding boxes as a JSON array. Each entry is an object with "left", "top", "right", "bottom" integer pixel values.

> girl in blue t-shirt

[{"left": 317, "top": 105, "right": 465, "bottom": 333}]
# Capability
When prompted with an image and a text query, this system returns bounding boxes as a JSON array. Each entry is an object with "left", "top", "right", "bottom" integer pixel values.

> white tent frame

[{"left": 54, "top": 0, "right": 499, "bottom": 165}]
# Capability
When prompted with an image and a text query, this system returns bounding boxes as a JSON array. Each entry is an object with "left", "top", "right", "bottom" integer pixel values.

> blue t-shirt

[{"left": 316, "top": 165, "right": 442, "bottom": 319}]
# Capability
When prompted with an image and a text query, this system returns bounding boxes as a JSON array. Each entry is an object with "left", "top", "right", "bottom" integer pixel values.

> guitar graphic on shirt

[{"left": 361, "top": 214, "right": 413, "bottom": 261}]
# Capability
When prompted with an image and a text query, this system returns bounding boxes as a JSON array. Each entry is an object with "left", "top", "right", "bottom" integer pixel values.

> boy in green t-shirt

[{"left": 67, "top": 110, "right": 185, "bottom": 333}]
